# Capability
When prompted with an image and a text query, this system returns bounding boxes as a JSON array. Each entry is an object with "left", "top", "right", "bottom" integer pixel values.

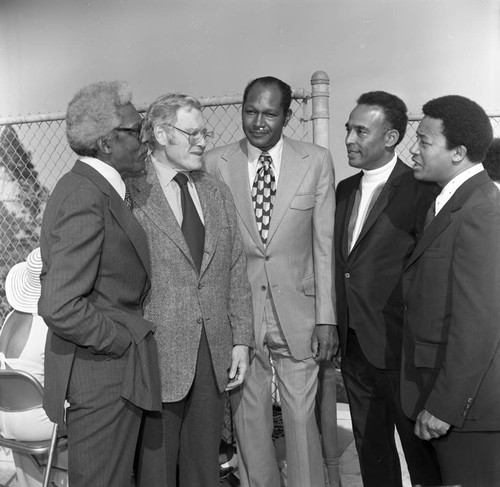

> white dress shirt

[
  {"left": 247, "top": 137, "right": 284, "bottom": 187},
  {"left": 435, "top": 164, "right": 484, "bottom": 216},
  {"left": 80, "top": 156, "right": 126, "bottom": 200},
  {"left": 151, "top": 155, "right": 204, "bottom": 226}
]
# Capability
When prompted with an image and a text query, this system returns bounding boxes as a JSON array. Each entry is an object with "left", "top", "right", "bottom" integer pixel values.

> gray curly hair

[
  {"left": 142, "top": 93, "right": 202, "bottom": 149},
  {"left": 66, "top": 81, "right": 133, "bottom": 157}
]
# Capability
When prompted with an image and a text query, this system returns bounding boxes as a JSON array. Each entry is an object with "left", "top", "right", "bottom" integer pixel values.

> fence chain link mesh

[
  {"left": 1, "top": 97, "right": 499, "bottom": 444},
  {"left": 0, "top": 94, "right": 312, "bottom": 445}
]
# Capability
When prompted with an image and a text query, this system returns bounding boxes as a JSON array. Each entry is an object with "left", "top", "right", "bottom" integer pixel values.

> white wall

[{"left": 1, "top": 0, "right": 499, "bottom": 181}]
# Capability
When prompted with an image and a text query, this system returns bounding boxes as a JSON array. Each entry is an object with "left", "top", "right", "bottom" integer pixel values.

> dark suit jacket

[
  {"left": 39, "top": 161, "right": 162, "bottom": 426},
  {"left": 401, "top": 170, "right": 500, "bottom": 431},
  {"left": 129, "top": 161, "right": 254, "bottom": 402},
  {"left": 335, "top": 159, "right": 437, "bottom": 369}
]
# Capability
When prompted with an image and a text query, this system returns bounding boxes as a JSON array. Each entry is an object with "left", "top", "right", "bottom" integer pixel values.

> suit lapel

[
  {"left": 267, "top": 138, "right": 310, "bottom": 245},
  {"left": 406, "top": 171, "right": 489, "bottom": 269},
  {"left": 192, "top": 172, "right": 218, "bottom": 276},
  {"left": 339, "top": 173, "right": 362, "bottom": 260},
  {"left": 72, "top": 161, "right": 151, "bottom": 276},
  {"left": 218, "top": 141, "right": 264, "bottom": 251},
  {"left": 351, "top": 159, "right": 407, "bottom": 253},
  {"left": 130, "top": 160, "right": 193, "bottom": 264}
]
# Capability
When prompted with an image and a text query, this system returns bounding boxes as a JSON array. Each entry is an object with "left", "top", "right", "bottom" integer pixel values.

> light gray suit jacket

[
  {"left": 205, "top": 137, "right": 336, "bottom": 360},
  {"left": 129, "top": 161, "right": 254, "bottom": 402}
]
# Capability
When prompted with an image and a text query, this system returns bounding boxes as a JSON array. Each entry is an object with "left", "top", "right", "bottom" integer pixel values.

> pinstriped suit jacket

[
  {"left": 39, "top": 161, "right": 162, "bottom": 426},
  {"left": 129, "top": 161, "right": 254, "bottom": 402}
]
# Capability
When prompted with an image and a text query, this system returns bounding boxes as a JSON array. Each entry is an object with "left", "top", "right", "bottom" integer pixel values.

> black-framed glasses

[
  {"left": 164, "top": 123, "right": 214, "bottom": 146},
  {"left": 114, "top": 125, "right": 142, "bottom": 140}
]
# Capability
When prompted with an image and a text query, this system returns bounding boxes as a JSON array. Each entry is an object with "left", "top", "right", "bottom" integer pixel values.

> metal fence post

[
  {"left": 310, "top": 71, "right": 330, "bottom": 149},
  {"left": 311, "top": 70, "right": 340, "bottom": 486}
]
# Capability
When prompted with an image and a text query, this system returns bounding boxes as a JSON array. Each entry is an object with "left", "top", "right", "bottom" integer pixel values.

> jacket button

[
  {"left": 198, "top": 283, "right": 203, "bottom": 290},
  {"left": 265, "top": 256, "right": 270, "bottom": 261},
  {"left": 261, "top": 285, "right": 267, "bottom": 291},
  {"left": 345, "top": 273, "right": 350, "bottom": 278},
  {"left": 197, "top": 317, "right": 203, "bottom": 324},
  {"left": 467, "top": 397, "right": 473, "bottom": 403}
]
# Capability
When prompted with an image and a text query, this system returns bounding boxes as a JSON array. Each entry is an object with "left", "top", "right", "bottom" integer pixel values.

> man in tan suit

[
  {"left": 130, "top": 93, "right": 254, "bottom": 487},
  {"left": 205, "top": 76, "right": 337, "bottom": 487}
]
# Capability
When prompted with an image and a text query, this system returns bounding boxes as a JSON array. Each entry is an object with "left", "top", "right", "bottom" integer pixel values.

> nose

[
  {"left": 255, "top": 113, "right": 265, "bottom": 127},
  {"left": 345, "top": 129, "right": 356, "bottom": 145},
  {"left": 409, "top": 139, "right": 419, "bottom": 155}
]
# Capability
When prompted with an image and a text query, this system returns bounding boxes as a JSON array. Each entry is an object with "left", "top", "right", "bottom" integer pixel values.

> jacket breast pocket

[
  {"left": 290, "top": 193, "right": 314, "bottom": 211},
  {"left": 302, "top": 274, "right": 315, "bottom": 296}
]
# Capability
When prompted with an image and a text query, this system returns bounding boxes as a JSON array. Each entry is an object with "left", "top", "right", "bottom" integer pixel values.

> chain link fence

[
  {"left": 1, "top": 85, "right": 499, "bottom": 445},
  {"left": 0, "top": 92, "right": 312, "bottom": 323}
]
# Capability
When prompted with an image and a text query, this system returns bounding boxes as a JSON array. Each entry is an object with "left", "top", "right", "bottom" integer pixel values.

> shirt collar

[
  {"left": 150, "top": 154, "right": 193, "bottom": 186},
  {"left": 80, "top": 156, "right": 126, "bottom": 199},
  {"left": 436, "top": 164, "right": 484, "bottom": 214},
  {"left": 361, "top": 154, "right": 398, "bottom": 185},
  {"left": 247, "top": 136, "right": 284, "bottom": 163}
]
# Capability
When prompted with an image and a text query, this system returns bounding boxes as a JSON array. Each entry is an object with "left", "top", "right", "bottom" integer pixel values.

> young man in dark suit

[
  {"left": 39, "top": 81, "right": 161, "bottom": 487},
  {"left": 402, "top": 95, "right": 500, "bottom": 487},
  {"left": 335, "top": 91, "right": 442, "bottom": 487}
]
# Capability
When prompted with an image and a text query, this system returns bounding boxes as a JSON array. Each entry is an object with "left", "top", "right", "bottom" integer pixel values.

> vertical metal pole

[
  {"left": 310, "top": 71, "right": 330, "bottom": 149},
  {"left": 311, "top": 71, "right": 340, "bottom": 486}
]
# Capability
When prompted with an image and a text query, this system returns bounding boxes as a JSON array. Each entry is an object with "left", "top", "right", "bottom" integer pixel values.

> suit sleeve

[
  {"left": 313, "top": 149, "right": 337, "bottom": 325},
  {"left": 425, "top": 199, "right": 500, "bottom": 426},
  {"left": 220, "top": 183, "right": 255, "bottom": 348},
  {"left": 39, "top": 187, "right": 132, "bottom": 357}
]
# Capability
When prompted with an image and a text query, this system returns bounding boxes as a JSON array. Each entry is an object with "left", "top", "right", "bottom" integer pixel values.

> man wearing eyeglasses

[
  {"left": 39, "top": 81, "right": 161, "bottom": 487},
  {"left": 129, "top": 93, "right": 254, "bottom": 487}
]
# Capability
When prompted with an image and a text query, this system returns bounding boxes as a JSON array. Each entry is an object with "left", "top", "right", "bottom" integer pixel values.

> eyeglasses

[
  {"left": 114, "top": 125, "right": 142, "bottom": 140},
  {"left": 164, "top": 123, "right": 214, "bottom": 146}
]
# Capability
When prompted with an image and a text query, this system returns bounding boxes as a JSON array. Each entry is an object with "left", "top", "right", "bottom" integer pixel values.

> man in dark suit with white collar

[
  {"left": 335, "top": 91, "right": 442, "bottom": 487},
  {"left": 402, "top": 95, "right": 500, "bottom": 487},
  {"left": 39, "top": 81, "right": 161, "bottom": 487}
]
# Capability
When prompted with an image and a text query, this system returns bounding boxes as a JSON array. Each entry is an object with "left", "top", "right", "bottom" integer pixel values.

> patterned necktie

[
  {"left": 424, "top": 199, "right": 436, "bottom": 229},
  {"left": 124, "top": 186, "right": 133, "bottom": 210},
  {"left": 173, "top": 173, "right": 205, "bottom": 273},
  {"left": 252, "top": 152, "right": 276, "bottom": 245}
]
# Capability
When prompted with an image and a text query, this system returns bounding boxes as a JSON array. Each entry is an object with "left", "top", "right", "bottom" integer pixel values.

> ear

[
  {"left": 97, "top": 135, "right": 113, "bottom": 154},
  {"left": 283, "top": 109, "right": 292, "bottom": 128},
  {"left": 384, "top": 129, "right": 399, "bottom": 149},
  {"left": 154, "top": 124, "right": 169, "bottom": 146},
  {"left": 451, "top": 145, "right": 467, "bottom": 163}
]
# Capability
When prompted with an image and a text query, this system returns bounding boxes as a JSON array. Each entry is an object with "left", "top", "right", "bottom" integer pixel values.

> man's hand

[
  {"left": 225, "top": 345, "right": 250, "bottom": 391},
  {"left": 311, "top": 325, "right": 339, "bottom": 362},
  {"left": 414, "top": 409, "right": 450, "bottom": 440}
]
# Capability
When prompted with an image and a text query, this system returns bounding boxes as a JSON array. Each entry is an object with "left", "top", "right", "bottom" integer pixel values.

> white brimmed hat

[{"left": 5, "top": 247, "right": 42, "bottom": 314}]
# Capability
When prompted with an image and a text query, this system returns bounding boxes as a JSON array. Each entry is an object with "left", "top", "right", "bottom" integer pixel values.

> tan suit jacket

[{"left": 205, "top": 137, "right": 336, "bottom": 359}]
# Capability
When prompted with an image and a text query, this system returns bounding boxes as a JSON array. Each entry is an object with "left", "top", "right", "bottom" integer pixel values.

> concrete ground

[{"left": 0, "top": 403, "right": 411, "bottom": 487}]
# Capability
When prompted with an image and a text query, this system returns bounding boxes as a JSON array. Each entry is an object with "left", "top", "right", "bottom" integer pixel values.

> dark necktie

[
  {"left": 124, "top": 186, "right": 133, "bottom": 210},
  {"left": 424, "top": 199, "right": 436, "bottom": 229},
  {"left": 251, "top": 152, "right": 276, "bottom": 245},
  {"left": 173, "top": 172, "right": 205, "bottom": 273}
]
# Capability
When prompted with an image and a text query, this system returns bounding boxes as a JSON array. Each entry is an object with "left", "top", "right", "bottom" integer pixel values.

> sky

[{"left": 1, "top": 0, "right": 499, "bottom": 180}]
